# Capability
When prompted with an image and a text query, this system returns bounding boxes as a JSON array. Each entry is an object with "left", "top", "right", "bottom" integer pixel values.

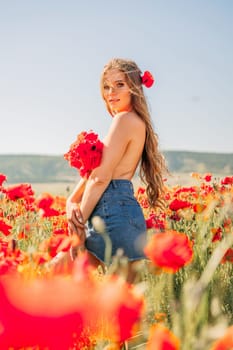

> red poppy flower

[
  {"left": 53, "top": 227, "right": 69, "bottom": 236},
  {"left": 0, "top": 253, "right": 144, "bottom": 348},
  {"left": 211, "top": 227, "right": 222, "bottom": 242},
  {"left": 141, "top": 71, "right": 154, "bottom": 88},
  {"left": 146, "top": 324, "right": 180, "bottom": 350},
  {"left": 201, "top": 183, "right": 214, "bottom": 195},
  {"left": 203, "top": 173, "right": 212, "bottom": 182},
  {"left": 164, "top": 192, "right": 171, "bottom": 200},
  {"left": 221, "top": 176, "right": 233, "bottom": 185},
  {"left": 36, "top": 193, "right": 62, "bottom": 217},
  {"left": 146, "top": 213, "right": 165, "bottom": 230},
  {"left": 40, "top": 207, "right": 61, "bottom": 217},
  {"left": 64, "top": 131, "right": 104, "bottom": 178},
  {"left": 144, "top": 230, "right": 193, "bottom": 272},
  {"left": 169, "top": 199, "right": 192, "bottom": 211},
  {"left": 221, "top": 248, "right": 233, "bottom": 263},
  {"left": 146, "top": 214, "right": 156, "bottom": 229},
  {"left": 0, "top": 173, "right": 7, "bottom": 187},
  {"left": 140, "top": 198, "right": 149, "bottom": 208},
  {"left": 0, "top": 276, "right": 85, "bottom": 349},
  {"left": 174, "top": 186, "right": 197, "bottom": 196},
  {"left": 3, "top": 184, "right": 34, "bottom": 201},
  {"left": 40, "top": 234, "right": 71, "bottom": 258},
  {"left": 0, "top": 219, "right": 12, "bottom": 236},
  {"left": 17, "top": 232, "right": 27, "bottom": 240},
  {"left": 223, "top": 218, "right": 232, "bottom": 232},
  {"left": 0, "top": 238, "right": 25, "bottom": 274},
  {"left": 210, "top": 325, "right": 233, "bottom": 350},
  {"left": 95, "top": 276, "right": 144, "bottom": 342},
  {"left": 170, "top": 213, "right": 181, "bottom": 221},
  {"left": 193, "top": 203, "right": 206, "bottom": 213},
  {"left": 36, "top": 193, "right": 54, "bottom": 209},
  {"left": 136, "top": 187, "right": 146, "bottom": 195}
]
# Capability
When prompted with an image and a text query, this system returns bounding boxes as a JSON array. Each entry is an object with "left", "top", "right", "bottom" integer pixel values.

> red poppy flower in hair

[{"left": 141, "top": 71, "right": 154, "bottom": 88}]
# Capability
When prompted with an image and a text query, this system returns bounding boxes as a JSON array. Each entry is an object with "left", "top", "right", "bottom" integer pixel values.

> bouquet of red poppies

[{"left": 64, "top": 131, "right": 104, "bottom": 178}]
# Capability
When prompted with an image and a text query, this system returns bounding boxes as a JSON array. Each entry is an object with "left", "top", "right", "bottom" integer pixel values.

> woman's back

[{"left": 103, "top": 111, "right": 146, "bottom": 180}]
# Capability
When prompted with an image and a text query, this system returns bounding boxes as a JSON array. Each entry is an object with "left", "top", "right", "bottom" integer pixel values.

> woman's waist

[
  {"left": 107, "top": 179, "right": 133, "bottom": 190},
  {"left": 95, "top": 179, "right": 135, "bottom": 205},
  {"left": 90, "top": 180, "right": 141, "bottom": 219}
]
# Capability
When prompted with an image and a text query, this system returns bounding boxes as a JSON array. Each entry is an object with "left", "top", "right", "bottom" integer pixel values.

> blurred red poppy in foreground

[
  {"left": 0, "top": 276, "right": 84, "bottom": 350},
  {"left": 144, "top": 230, "right": 193, "bottom": 272},
  {"left": 210, "top": 325, "right": 233, "bottom": 350},
  {"left": 146, "top": 324, "right": 180, "bottom": 350},
  {"left": 0, "top": 252, "right": 144, "bottom": 348},
  {"left": 96, "top": 275, "right": 144, "bottom": 341}
]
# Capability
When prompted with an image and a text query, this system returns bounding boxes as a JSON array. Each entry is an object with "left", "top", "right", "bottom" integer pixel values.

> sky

[{"left": 0, "top": 0, "right": 232, "bottom": 155}]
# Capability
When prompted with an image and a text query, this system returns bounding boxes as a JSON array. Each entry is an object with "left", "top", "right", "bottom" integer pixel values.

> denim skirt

[{"left": 85, "top": 179, "right": 147, "bottom": 264}]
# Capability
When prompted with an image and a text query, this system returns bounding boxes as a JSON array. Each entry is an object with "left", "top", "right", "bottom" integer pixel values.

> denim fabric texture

[{"left": 85, "top": 179, "right": 147, "bottom": 264}]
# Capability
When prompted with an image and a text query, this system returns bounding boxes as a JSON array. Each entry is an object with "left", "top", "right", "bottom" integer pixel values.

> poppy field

[{"left": 0, "top": 173, "right": 233, "bottom": 349}]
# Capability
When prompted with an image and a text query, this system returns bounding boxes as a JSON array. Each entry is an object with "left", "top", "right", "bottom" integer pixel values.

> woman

[{"left": 66, "top": 58, "right": 166, "bottom": 281}]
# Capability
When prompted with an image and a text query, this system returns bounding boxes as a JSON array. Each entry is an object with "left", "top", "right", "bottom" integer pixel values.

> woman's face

[{"left": 103, "top": 69, "right": 132, "bottom": 115}]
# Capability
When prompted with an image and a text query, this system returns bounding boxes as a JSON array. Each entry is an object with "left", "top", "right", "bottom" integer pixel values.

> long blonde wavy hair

[{"left": 100, "top": 58, "right": 167, "bottom": 208}]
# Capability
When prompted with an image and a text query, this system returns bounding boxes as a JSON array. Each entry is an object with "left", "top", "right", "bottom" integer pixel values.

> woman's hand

[
  {"left": 70, "top": 227, "right": 86, "bottom": 260},
  {"left": 66, "top": 201, "right": 85, "bottom": 235},
  {"left": 67, "top": 201, "right": 86, "bottom": 260}
]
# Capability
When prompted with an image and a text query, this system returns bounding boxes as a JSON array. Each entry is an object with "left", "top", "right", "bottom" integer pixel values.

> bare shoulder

[{"left": 114, "top": 111, "right": 145, "bottom": 130}]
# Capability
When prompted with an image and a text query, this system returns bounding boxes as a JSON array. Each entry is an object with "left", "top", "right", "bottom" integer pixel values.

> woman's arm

[
  {"left": 66, "top": 177, "right": 87, "bottom": 234},
  {"left": 67, "top": 177, "right": 87, "bottom": 204},
  {"left": 79, "top": 113, "right": 132, "bottom": 223}
]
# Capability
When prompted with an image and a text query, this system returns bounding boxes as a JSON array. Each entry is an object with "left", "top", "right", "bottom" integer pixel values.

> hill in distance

[{"left": 0, "top": 151, "right": 232, "bottom": 184}]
